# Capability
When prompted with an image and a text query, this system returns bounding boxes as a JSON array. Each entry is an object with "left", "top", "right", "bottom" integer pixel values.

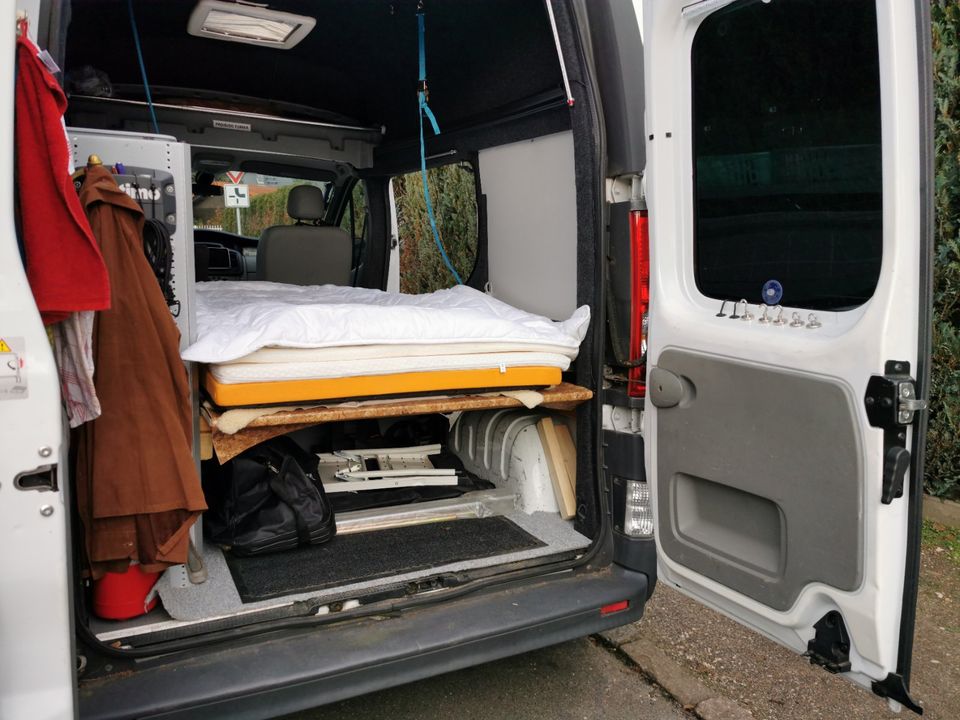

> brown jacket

[{"left": 75, "top": 165, "right": 206, "bottom": 578}]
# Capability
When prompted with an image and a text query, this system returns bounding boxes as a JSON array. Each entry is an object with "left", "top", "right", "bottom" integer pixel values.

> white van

[{"left": 1, "top": 0, "right": 933, "bottom": 717}]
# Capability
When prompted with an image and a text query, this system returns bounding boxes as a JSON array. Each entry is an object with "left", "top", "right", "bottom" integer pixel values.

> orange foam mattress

[{"left": 204, "top": 365, "right": 563, "bottom": 407}]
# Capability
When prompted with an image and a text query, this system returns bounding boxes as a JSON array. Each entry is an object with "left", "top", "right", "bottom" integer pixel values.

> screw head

[
  {"left": 38, "top": 446, "right": 52, "bottom": 458},
  {"left": 40, "top": 505, "right": 54, "bottom": 517}
]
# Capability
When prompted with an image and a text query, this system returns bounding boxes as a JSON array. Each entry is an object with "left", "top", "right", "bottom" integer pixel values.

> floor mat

[{"left": 225, "top": 516, "right": 545, "bottom": 602}]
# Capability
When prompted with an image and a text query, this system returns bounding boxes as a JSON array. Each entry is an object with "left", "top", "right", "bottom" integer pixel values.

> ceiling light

[{"left": 188, "top": 1, "right": 316, "bottom": 49}]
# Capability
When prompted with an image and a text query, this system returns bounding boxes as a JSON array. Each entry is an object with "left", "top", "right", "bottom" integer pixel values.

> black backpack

[{"left": 204, "top": 437, "right": 336, "bottom": 556}]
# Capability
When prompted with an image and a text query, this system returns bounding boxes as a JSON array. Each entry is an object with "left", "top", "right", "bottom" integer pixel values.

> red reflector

[
  {"left": 628, "top": 209, "right": 650, "bottom": 397},
  {"left": 600, "top": 600, "right": 630, "bottom": 616}
]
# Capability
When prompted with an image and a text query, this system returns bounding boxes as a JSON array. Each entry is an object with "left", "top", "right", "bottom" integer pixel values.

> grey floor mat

[
  {"left": 227, "top": 516, "right": 544, "bottom": 602},
  {"left": 156, "top": 510, "right": 591, "bottom": 622}
]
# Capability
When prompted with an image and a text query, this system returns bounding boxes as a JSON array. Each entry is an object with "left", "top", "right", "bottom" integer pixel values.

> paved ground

[
  {"left": 282, "top": 637, "right": 687, "bottom": 720},
  {"left": 281, "top": 521, "right": 959, "bottom": 720},
  {"left": 604, "top": 528, "right": 960, "bottom": 720}
]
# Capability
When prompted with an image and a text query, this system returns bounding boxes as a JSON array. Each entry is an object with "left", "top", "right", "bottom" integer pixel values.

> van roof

[{"left": 64, "top": 0, "right": 565, "bottom": 144}]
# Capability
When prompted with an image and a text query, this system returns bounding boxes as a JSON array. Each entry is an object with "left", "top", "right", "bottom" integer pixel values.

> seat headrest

[{"left": 287, "top": 185, "right": 326, "bottom": 222}]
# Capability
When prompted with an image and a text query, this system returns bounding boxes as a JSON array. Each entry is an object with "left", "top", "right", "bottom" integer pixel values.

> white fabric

[
  {"left": 182, "top": 282, "right": 591, "bottom": 364},
  {"left": 227, "top": 341, "right": 577, "bottom": 365},
  {"left": 52, "top": 311, "right": 101, "bottom": 428},
  {"left": 208, "top": 351, "right": 570, "bottom": 384}
]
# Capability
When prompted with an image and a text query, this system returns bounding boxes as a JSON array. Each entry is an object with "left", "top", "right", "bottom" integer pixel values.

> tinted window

[{"left": 692, "top": 0, "right": 882, "bottom": 310}]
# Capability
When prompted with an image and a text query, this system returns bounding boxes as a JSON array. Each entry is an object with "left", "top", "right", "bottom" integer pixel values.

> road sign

[
  {"left": 225, "top": 171, "right": 245, "bottom": 184},
  {"left": 224, "top": 184, "right": 250, "bottom": 208}
]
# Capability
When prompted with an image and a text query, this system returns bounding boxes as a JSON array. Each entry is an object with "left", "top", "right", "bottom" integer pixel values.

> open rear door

[
  {"left": 1, "top": 7, "right": 76, "bottom": 717},
  {"left": 642, "top": 0, "right": 932, "bottom": 712}
]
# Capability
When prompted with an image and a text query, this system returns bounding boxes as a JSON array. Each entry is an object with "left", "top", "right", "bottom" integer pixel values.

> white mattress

[
  {"left": 225, "top": 341, "right": 576, "bottom": 365},
  {"left": 182, "top": 282, "right": 591, "bottom": 364},
  {"left": 209, "top": 351, "right": 571, "bottom": 384}
]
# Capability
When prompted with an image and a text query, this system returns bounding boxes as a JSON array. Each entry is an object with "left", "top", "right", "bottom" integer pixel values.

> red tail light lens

[
  {"left": 628, "top": 209, "right": 650, "bottom": 398},
  {"left": 600, "top": 600, "right": 630, "bottom": 616}
]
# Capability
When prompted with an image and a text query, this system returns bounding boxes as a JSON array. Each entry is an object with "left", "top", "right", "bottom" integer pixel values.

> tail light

[{"left": 628, "top": 209, "right": 650, "bottom": 397}]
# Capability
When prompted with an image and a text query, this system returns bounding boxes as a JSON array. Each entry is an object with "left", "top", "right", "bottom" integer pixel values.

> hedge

[{"left": 929, "top": 2, "right": 960, "bottom": 499}]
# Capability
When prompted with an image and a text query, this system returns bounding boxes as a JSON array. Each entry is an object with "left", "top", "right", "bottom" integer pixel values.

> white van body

[{"left": 0, "top": 0, "right": 932, "bottom": 717}]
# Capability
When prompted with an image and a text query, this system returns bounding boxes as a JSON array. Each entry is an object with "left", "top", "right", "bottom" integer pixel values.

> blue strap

[
  {"left": 417, "top": 11, "right": 462, "bottom": 285},
  {"left": 127, "top": 0, "right": 160, "bottom": 135}
]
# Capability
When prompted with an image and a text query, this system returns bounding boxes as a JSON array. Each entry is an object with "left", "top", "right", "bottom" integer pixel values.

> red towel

[{"left": 15, "top": 35, "right": 109, "bottom": 324}]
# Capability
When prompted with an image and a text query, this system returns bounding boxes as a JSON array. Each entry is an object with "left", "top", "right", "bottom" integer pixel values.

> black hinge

[
  {"left": 864, "top": 361, "right": 927, "bottom": 504},
  {"left": 806, "top": 611, "right": 851, "bottom": 673},
  {"left": 873, "top": 673, "right": 924, "bottom": 715}
]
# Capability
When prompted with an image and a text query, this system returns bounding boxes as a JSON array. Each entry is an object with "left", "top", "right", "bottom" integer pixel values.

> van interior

[{"left": 55, "top": 0, "right": 609, "bottom": 666}]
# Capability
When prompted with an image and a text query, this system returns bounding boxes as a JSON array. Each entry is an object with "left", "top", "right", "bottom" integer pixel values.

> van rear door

[
  {"left": 1, "top": 9, "right": 76, "bottom": 718},
  {"left": 642, "top": 0, "right": 931, "bottom": 712}
]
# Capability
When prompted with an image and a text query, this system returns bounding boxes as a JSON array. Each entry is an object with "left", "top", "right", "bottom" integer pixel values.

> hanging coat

[
  {"left": 14, "top": 34, "right": 110, "bottom": 324},
  {"left": 75, "top": 165, "right": 206, "bottom": 579}
]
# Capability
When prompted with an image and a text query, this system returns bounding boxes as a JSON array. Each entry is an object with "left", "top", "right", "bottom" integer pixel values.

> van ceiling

[{"left": 63, "top": 0, "right": 565, "bottom": 145}]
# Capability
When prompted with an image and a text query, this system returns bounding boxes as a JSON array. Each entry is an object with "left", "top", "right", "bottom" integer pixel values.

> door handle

[
  {"left": 881, "top": 447, "right": 910, "bottom": 504},
  {"left": 648, "top": 367, "right": 687, "bottom": 408}
]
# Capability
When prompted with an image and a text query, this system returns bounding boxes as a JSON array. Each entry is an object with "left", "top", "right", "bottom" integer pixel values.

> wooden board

[
  {"left": 537, "top": 417, "right": 577, "bottom": 520},
  {"left": 554, "top": 422, "right": 578, "bottom": 496},
  {"left": 206, "top": 383, "right": 593, "bottom": 463}
]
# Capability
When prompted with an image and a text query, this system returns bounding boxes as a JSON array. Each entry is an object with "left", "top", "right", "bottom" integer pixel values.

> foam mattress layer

[
  {"left": 227, "top": 341, "right": 577, "bottom": 365},
  {"left": 209, "top": 351, "right": 571, "bottom": 383},
  {"left": 203, "top": 365, "right": 563, "bottom": 406}
]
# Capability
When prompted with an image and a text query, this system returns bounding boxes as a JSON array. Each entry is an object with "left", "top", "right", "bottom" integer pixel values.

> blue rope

[
  {"left": 127, "top": 0, "right": 160, "bottom": 135},
  {"left": 417, "top": 12, "right": 462, "bottom": 285}
]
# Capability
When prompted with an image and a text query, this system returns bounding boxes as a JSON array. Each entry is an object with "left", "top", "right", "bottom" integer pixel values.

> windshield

[{"left": 193, "top": 171, "right": 332, "bottom": 239}]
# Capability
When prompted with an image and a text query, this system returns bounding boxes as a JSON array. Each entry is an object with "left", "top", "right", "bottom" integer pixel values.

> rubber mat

[{"left": 225, "top": 516, "right": 546, "bottom": 603}]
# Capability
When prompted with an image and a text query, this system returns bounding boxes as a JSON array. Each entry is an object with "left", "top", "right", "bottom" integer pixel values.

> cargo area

[
  {"left": 88, "top": 404, "right": 594, "bottom": 647},
  {"left": 41, "top": 0, "right": 605, "bottom": 658}
]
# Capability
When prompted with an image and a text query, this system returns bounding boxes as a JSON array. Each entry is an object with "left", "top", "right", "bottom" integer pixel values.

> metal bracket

[
  {"left": 873, "top": 673, "right": 924, "bottom": 715},
  {"left": 864, "top": 361, "right": 927, "bottom": 504},
  {"left": 806, "top": 611, "right": 851, "bottom": 673}
]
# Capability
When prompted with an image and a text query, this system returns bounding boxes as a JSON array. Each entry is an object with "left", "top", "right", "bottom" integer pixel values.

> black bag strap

[{"left": 268, "top": 456, "right": 326, "bottom": 545}]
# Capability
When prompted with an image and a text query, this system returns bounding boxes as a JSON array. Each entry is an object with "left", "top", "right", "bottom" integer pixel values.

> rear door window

[{"left": 692, "top": 0, "right": 883, "bottom": 311}]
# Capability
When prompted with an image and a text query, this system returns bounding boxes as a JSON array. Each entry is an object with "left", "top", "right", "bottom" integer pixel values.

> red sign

[{"left": 225, "top": 171, "right": 245, "bottom": 184}]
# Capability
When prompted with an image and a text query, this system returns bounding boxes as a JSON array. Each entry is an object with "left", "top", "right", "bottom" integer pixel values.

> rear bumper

[{"left": 79, "top": 565, "right": 648, "bottom": 719}]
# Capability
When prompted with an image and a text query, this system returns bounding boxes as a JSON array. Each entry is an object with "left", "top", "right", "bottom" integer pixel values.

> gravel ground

[{"left": 619, "top": 542, "right": 959, "bottom": 720}]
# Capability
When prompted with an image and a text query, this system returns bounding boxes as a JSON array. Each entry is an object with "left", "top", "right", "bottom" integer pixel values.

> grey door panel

[{"left": 655, "top": 349, "right": 863, "bottom": 611}]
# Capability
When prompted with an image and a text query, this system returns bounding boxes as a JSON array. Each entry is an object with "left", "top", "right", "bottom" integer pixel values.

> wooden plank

[
  {"left": 207, "top": 383, "right": 593, "bottom": 463},
  {"left": 554, "top": 422, "right": 577, "bottom": 502},
  {"left": 198, "top": 415, "right": 213, "bottom": 461},
  {"left": 537, "top": 417, "right": 577, "bottom": 520}
]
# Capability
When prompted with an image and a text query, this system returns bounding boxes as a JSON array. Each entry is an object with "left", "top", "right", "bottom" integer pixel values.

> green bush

[
  {"left": 929, "top": 2, "right": 960, "bottom": 499},
  {"left": 395, "top": 163, "right": 478, "bottom": 294}
]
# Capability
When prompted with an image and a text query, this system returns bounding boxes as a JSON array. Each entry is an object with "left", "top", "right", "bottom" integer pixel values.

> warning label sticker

[{"left": 0, "top": 336, "right": 28, "bottom": 401}]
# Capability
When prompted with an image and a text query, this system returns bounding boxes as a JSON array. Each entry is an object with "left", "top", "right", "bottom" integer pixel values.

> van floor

[{"left": 91, "top": 491, "right": 590, "bottom": 643}]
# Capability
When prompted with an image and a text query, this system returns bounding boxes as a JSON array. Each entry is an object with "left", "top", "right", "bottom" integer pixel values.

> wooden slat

[
  {"left": 554, "top": 422, "right": 578, "bottom": 500},
  {"left": 537, "top": 417, "right": 577, "bottom": 520},
  {"left": 207, "top": 383, "right": 593, "bottom": 463}
]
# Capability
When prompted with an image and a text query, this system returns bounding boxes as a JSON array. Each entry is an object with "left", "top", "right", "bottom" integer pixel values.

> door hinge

[
  {"left": 864, "top": 361, "right": 927, "bottom": 505},
  {"left": 805, "top": 610, "right": 851, "bottom": 673}
]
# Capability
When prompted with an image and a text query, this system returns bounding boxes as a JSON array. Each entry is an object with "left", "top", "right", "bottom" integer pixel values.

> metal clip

[
  {"left": 790, "top": 312, "right": 805, "bottom": 328},
  {"left": 806, "top": 313, "right": 822, "bottom": 329},
  {"left": 738, "top": 299, "right": 754, "bottom": 322},
  {"left": 758, "top": 306, "right": 770, "bottom": 324},
  {"left": 898, "top": 382, "right": 928, "bottom": 424},
  {"left": 772, "top": 306, "right": 786, "bottom": 326}
]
